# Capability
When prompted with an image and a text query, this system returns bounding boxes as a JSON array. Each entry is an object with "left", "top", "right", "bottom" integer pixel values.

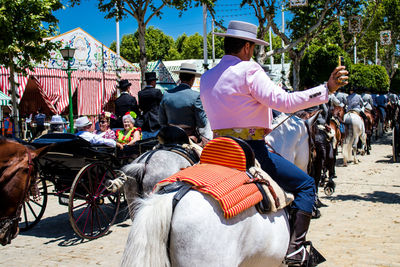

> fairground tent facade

[
  {"left": 0, "top": 28, "right": 140, "bottom": 120},
  {"left": 142, "top": 59, "right": 290, "bottom": 91}
]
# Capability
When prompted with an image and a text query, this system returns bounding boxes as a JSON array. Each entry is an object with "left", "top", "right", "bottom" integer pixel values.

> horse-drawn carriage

[{"left": 19, "top": 133, "right": 157, "bottom": 239}]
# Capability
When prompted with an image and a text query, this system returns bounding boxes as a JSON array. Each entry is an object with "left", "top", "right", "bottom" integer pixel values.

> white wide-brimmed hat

[
  {"left": 214, "top": 20, "right": 268, "bottom": 46},
  {"left": 50, "top": 115, "right": 65, "bottom": 125},
  {"left": 173, "top": 63, "right": 202, "bottom": 77},
  {"left": 75, "top": 116, "right": 92, "bottom": 129}
]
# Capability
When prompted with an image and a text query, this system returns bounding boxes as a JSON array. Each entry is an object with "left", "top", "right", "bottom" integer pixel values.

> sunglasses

[{"left": 99, "top": 121, "right": 107, "bottom": 124}]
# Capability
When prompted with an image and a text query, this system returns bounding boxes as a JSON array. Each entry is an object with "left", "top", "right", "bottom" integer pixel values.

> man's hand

[{"left": 327, "top": 66, "right": 348, "bottom": 94}]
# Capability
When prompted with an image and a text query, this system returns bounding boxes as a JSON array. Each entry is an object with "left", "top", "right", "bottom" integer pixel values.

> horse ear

[
  {"left": 31, "top": 145, "right": 52, "bottom": 159},
  {"left": 306, "top": 109, "right": 322, "bottom": 127}
]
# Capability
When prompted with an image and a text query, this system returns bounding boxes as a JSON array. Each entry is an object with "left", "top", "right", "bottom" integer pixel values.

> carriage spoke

[
  {"left": 93, "top": 205, "right": 103, "bottom": 233},
  {"left": 95, "top": 171, "right": 108, "bottom": 196},
  {"left": 22, "top": 203, "right": 29, "bottom": 229},
  {"left": 79, "top": 181, "right": 91, "bottom": 196},
  {"left": 26, "top": 201, "right": 38, "bottom": 219},
  {"left": 27, "top": 198, "right": 44, "bottom": 208},
  {"left": 75, "top": 204, "right": 90, "bottom": 223},
  {"left": 81, "top": 205, "right": 92, "bottom": 235},
  {"left": 96, "top": 203, "right": 110, "bottom": 223},
  {"left": 87, "top": 167, "right": 93, "bottom": 195},
  {"left": 72, "top": 191, "right": 88, "bottom": 200},
  {"left": 71, "top": 200, "right": 90, "bottom": 210}
]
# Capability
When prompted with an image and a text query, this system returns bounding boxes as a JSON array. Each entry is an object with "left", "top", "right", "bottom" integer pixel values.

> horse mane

[{"left": 0, "top": 135, "right": 7, "bottom": 144}]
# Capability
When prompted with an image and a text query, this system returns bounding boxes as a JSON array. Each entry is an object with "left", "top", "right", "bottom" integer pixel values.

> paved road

[{"left": 2, "top": 132, "right": 400, "bottom": 267}]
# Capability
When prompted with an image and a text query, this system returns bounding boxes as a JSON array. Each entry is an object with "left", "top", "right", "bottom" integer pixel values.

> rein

[{"left": 264, "top": 113, "right": 295, "bottom": 155}]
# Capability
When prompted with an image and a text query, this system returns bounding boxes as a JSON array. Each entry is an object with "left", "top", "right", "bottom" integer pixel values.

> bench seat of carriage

[{"left": 31, "top": 133, "right": 158, "bottom": 162}]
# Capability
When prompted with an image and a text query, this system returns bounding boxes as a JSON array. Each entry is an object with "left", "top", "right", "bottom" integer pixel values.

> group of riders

[{"left": 3, "top": 19, "right": 400, "bottom": 267}]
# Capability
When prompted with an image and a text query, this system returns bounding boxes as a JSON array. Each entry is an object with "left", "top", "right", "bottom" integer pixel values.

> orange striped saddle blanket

[{"left": 154, "top": 137, "right": 294, "bottom": 219}]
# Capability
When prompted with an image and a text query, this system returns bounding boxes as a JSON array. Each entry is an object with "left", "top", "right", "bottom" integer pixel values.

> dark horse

[
  {"left": 0, "top": 137, "right": 49, "bottom": 246},
  {"left": 364, "top": 109, "right": 376, "bottom": 154}
]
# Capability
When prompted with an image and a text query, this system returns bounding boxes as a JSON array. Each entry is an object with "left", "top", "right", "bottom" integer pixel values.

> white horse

[
  {"left": 121, "top": 121, "right": 212, "bottom": 218},
  {"left": 121, "top": 191, "right": 289, "bottom": 267},
  {"left": 342, "top": 112, "right": 366, "bottom": 166},
  {"left": 266, "top": 112, "right": 318, "bottom": 173},
  {"left": 122, "top": 149, "right": 196, "bottom": 218},
  {"left": 121, "top": 113, "right": 323, "bottom": 267}
]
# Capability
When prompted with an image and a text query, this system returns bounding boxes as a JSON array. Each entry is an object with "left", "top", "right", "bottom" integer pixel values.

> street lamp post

[{"left": 60, "top": 46, "right": 76, "bottom": 133}]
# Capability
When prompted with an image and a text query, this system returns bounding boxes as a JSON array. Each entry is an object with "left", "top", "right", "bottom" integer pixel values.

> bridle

[{"left": 0, "top": 148, "right": 35, "bottom": 238}]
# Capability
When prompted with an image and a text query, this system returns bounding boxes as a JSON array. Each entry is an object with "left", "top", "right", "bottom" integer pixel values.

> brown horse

[
  {"left": 0, "top": 137, "right": 49, "bottom": 246},
  {"left": 364, "top": 109, "right": 376, "bottom": 154},
  {"left": 329, "top": 105, "right": 345, "bottom": 152}
]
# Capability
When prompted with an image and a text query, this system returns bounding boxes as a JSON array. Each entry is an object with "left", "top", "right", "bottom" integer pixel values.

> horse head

[
  {"left": 0, "top": 138, "right": 50, "bottom": 246},
  {"left": 332, "top": 105, "right": 345, "bottom": 121}
]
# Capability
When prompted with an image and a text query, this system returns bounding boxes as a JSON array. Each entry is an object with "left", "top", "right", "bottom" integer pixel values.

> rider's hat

[
  {"left": 173, "top": 63, "right": 202, "bottom": 77},
  {"left": 213, "top": 20, "right": 268, "bottom": 46}
]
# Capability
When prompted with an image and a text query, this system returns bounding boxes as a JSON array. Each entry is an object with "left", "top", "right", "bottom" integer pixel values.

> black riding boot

[
  {"left": 284, "top": 209, "right": 326, "bottom": 267},
  {"left": 284, "top": 209, "right": 312, "bottom": 266}
]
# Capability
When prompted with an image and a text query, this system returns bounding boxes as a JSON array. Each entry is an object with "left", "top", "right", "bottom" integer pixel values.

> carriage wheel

[
  {"left": 19, "top": 178, "right": 48, "bottom": 231},
  {"left": 68, "top": 162, "right": 120, "bottom": 239}
]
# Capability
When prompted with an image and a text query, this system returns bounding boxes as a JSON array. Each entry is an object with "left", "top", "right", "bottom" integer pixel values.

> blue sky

[{"left": 54, "top": 1, "right": 285, "bottom": 48}]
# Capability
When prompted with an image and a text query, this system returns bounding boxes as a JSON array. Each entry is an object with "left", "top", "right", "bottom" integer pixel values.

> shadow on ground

[
  {"left": 325, "top": 191, "right": 400, "bottom": 205},
  {"left": 19, "top": 204, "right": 131, "bottom": 247}
]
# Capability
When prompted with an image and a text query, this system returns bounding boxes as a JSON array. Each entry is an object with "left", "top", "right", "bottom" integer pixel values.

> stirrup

[
  {"left": 283, "top": 245, "right": 308, "bottom": 266},
  {"left": 283, "top": 241, "right": 326, "bottom": 267},
  {"left": 305, "top": 241, "right": 326, "bottom": 267}
]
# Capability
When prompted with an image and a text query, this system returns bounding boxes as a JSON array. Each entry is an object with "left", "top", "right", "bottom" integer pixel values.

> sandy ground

[{"left": 1, "top": 131, "right": 400, "bottom": 267}]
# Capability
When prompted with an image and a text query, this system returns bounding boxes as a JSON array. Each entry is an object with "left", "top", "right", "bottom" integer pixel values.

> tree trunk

[
  {"left": 255, "top": 45, "right": 267, "bottom": 65},
  {"left": 138, "top": 22, "right": 147, "bottom": 89},
  {"left": 8, "top": 59, "right": 20, "bottom": 138},
  {"left": 292, "top": 56, "right": 301, "bottom": 91}
]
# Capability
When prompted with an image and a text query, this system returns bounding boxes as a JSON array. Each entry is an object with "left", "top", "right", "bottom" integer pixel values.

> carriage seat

[
  {"left": 31, "top": 133, "right": 91, "bottom": 147},
  {"left": 200, "top": 136, "right": 255, "bottom": 172}
]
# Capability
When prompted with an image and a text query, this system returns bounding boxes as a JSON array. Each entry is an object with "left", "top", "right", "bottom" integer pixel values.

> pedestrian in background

[
  {"left": 138, "top": 72, "right": 163, "bottom": 139},
  {"left": 114, "top": 79, "right": 139, "bottom": 128}
]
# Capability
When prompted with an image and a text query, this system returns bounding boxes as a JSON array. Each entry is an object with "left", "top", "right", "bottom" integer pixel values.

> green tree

[
  {"left": 361, "top": 0, "right": 400, "bottom": 79},
  {"left": 109, "top": 27, "right": 177, "bottom": 63},
  {"left": 0, "top": 0, "right": 63, "bottom": 137},
  {"left": 349, "top": 64, "right": 389, "bottom": 93},
  {"left": 207, "top": 30, "right": 224, "bottom": 60},
  {"left": 70, "top": 0, "right": 215, "bottom": 84},
  {"left": 298, "top": 44, "right": 350, "bottom": 90},
  {"left": 390, "top": 71, "right": 400, "bottom": 93},
  {"left": 175, "top": 33, "right": 188, "bottom": 54},
  {"left": 207, "top": 0, "right": 374, "bottom": 90},
  {"left": 181, "top": 33, "right": 203, "bottom": 59}
]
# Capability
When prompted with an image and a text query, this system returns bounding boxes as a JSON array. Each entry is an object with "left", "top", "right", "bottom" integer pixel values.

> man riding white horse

[{"left": 200, "top": 20, "right": 348, "bottom": 267}]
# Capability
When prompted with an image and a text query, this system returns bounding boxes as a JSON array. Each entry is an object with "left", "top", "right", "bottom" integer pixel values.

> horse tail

[
  {"left": 121, "top": 193, "right": 173, "bottom": 267},
  {"left": 344, "top": 114, "right": 354, "bottom": 146}
]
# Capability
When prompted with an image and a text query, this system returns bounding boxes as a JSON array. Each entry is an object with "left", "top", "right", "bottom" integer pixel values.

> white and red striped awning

[
  {"left": 0, "top": 67, "right": 140, "bottom": 116},
  {"left": 0, "top": 66, "right": 29, "bottom": 98}
]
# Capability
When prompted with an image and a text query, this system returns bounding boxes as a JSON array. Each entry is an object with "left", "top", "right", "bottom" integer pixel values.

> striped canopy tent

[
  {"left": 0, "top": 66, "right": 140, "bottom": 117},
  {"left": 0, "top": 90, "right": 11, "bottom": 106}
]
